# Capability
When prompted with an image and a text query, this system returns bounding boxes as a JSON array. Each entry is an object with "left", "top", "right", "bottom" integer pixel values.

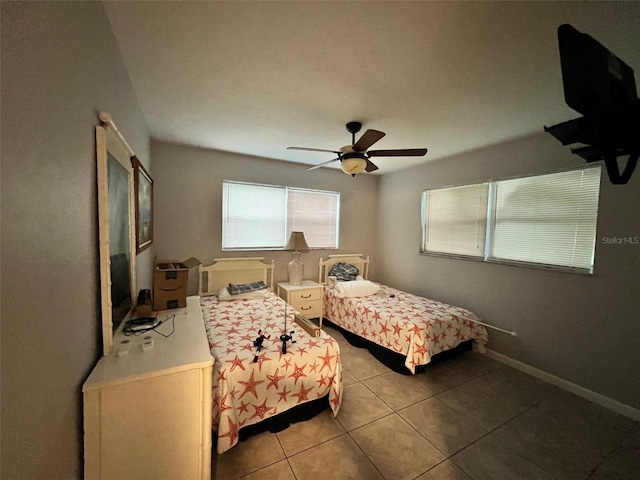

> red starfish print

[
  {"left": 251, "top": 399, "right": 273, "bottom": 420},
  {"left": 218, "top": 418, "right": 238, "bottom": 448},
  {"left": 330, "top": 389, "right": 341, "bottom": 410},
  {"left": 225, "top": 327, "right": 241, "bottom": 336},
  {"left": 227, "top": 355, "right": 246, "bottom": 372},
  {"left": 256, "top": 353, "right": 271, "bottom": 371},
  {"left": 219, "top": 393, "right": 232, "bottom": 414},
  {"left": 228, "top": 385, "right": 239, "bottom": 400},
  {"left": 306, "top": 339, "right": 320, "bottom": 349},
  {"left": 237, "top": 400, "right": 250, "bottom": 415},
  {"left": 454, "top": 326, "right": 464, "bottom": 341},
  {"left": 318, "top": 347, "right": 335, "bottom": 370},
  {"left": 316, "top": 374, "right": 328, "bottom": 388},
  {"left": 379, "top": 322, "right": 391, "bottom": 336},
  {"left": 289, "top": 363, "right": 308, "bottom": 384},
  {"left": 283, "top": 357, "right": 293, "bottom": 370},
  {"left": 293, "top": 382, "right": 313, "bottom": 403},
  {"left": 414, "top": 342, "right": 428, "bottom": 359},
  {"left": 238, "top": 371, "right": 265, "bottom": 399},
  {"left": 239, "top": 333, "right": 254, "bottom": 343},
  {"left": 266, "top": 369, "right": 284, "bottom": 390},
  {"left": 277, "top": 386, "right": 291, "bottom": 403}
]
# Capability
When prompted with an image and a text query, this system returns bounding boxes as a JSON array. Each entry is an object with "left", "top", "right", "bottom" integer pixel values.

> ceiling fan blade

[
  {"left": 352, "top": 129, "right": 386, "bottom": 152},
  {"left": 306, "top": 157, "right": 340, "bottom": 171},
  {"left": 365, "top": 159, "right": 379, "bottom": 172},
  {"left": 367, "top": 148, "right": 428, "bottom": 157},
  {"left": 288, "top": 146, "right": 341, "bottom": 154}
]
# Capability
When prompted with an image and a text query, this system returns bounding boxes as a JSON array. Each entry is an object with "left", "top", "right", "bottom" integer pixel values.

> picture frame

[{"left": 131, "top": 155, "right": 153, "bottom": 253}]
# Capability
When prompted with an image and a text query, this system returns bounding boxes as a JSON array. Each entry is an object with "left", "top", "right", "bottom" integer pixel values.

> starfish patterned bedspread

[
  {"left": 323, "top": 283, "right": 488, "bottom": 374},
  {"left": 200, "top": 293, "right": 343, "bottom": 453}
]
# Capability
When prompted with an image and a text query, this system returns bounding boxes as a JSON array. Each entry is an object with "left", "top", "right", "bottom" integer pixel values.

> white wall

[
  {"left": 377, "top": 132, "right": 640, "bottom": 410},
  {"left": 1, "top": 2, "right": 151, "bottom": 478},
  {"left": 151, "top": 140, "right": 380, "bottom": 294}
]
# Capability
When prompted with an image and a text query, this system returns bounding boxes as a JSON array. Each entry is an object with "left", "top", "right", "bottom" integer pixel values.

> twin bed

[
  {"left": 198, "top": 255, "right": 488, "bottom": 453},
  {"left": 319, "top": 254, "right": 488, "bottom": 374},
  {"left": 197, "top": 257, "right": 342, "bottom": 453}
]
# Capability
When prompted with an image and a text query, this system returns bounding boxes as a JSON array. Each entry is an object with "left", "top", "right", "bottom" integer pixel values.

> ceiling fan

[{"left": 287, "top": 121, "right": 428, "bottom": 176}]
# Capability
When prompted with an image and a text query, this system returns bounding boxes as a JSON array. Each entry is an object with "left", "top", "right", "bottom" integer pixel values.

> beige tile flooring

[{"left": 213, "top": 326, "right": 639, "bottom": 479}]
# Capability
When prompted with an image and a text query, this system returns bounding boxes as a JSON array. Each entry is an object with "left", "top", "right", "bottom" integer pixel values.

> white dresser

[{"left": 83, "top": 296, "right": 214, "bottom": 480}]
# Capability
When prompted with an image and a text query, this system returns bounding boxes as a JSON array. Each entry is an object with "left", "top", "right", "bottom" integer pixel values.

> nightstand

[{"left": 277, "top": 280, "right": 324, "bottom": 327}]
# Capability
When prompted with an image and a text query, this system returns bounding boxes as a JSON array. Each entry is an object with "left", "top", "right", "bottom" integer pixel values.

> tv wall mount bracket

[{"left": 544, "top": 99, "right": 639, "bottom": 185}]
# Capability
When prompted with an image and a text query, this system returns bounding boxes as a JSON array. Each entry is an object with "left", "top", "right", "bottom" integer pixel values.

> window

[
  {"left": 222, "top": 181, "right": 339, "bottom": 250},
  {"left": 422, "top": 183, "right": 489, "bottom": 257},
  {"left": 421, "top": 166, "right": 602, "bottom": 273}
]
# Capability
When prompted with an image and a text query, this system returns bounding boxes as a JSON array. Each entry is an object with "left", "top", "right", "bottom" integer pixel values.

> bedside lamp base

[{"left": 288, "top": 252, "right": 304, "bottom": 286}]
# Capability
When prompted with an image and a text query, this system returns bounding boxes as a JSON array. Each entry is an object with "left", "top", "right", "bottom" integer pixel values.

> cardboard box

[
  {"left": 153, "top": 257, "right": 201, "bottom": 310},
  {"left": 295, "top": 314, "right": 321, "bottom": 337}
]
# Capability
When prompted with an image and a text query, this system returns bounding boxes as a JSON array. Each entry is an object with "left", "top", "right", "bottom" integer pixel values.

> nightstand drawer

[
  {"left": 276, "top": 280, "right": 324, "bottom": 327},
  {"left": 293, "top": 299, "right": 322, "bottom": 318},
  {"left": 290, "top": 288, "right": 321, "bottom": 303}
]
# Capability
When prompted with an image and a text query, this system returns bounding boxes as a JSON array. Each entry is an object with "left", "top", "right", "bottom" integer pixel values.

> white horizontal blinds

[
  {"left": 423, "top": 184, "right": 489, "bottom": 256},
  {"left": 287, "top": 188, "right": 339, "bottom": 248},
  {"left": 488, "top": 166, "right": 601, "bottom": 270},
  {"left": 222, "top": 182, "right": 287, "bottom": 249}
]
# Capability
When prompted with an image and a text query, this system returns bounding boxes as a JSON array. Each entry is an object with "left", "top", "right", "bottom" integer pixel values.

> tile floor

[{"left": 213, "top": 326, "right": 639, "bottom": 479}]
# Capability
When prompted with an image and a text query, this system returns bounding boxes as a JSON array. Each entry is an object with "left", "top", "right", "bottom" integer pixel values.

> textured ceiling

[{"left": 103, "top": 1, "right": 640, "bottom": 174}]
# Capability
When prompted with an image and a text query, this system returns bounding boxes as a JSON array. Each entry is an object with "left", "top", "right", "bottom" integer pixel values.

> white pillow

[
  {"left": 327, "top": 274, "right": 364, "bottom": 287},
  {"left": 334, "top": 280, "right": 380, "bottom": 298},
  {"left": 217, "top": 287, "right": 268, "bottom": 301}
]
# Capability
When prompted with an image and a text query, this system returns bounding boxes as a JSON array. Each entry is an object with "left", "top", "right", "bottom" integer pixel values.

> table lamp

[{"left": 284, "top": 231, "right": 309, "bottom": 286}]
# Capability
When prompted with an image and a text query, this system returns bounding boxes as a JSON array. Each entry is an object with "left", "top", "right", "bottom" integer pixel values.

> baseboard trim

[{"left": 484, "top": 348, "right": 640, "bottom": 422}]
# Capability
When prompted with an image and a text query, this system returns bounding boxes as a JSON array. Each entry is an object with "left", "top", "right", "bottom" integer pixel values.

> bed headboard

[
  {"left": 198, "top": 257, "right": 275, "bottom": 296},
  {"left": 318, "top": 254, "right": 370, "bottom": 283}
]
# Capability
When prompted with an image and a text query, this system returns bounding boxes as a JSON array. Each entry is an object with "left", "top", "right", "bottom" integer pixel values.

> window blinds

[
  {"left": 287, "top": 188, "right": 339, "bottom": 249},
  {"left": 488, "top": 167, "right": 601, "bottom": 271},
  {"left": 422, "top": 183, "right": 489, "bottom": 257},
  {"left": 421, "top": 166, "right": 602, "bottom": 273},
  {"left": 222, "top": 181, "right": 339, "bottom": 250},
  {"left": 222, "top": 182, "right": 286, "bottom": 249}
]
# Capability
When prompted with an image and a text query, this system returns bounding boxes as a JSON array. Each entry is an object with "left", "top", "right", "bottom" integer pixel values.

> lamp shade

[{"left": 284, "top": 231, "right": 310, "bottom": 252}]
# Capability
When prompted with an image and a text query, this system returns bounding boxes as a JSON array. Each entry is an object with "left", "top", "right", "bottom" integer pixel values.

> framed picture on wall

[{"left": 131, "top": 156, "right": 153, "bottom": 253}]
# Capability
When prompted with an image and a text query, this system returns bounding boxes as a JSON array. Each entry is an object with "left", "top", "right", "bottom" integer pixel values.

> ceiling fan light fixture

[{"left": 340, "top": 152, "right": 367, "bottom": 175}]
